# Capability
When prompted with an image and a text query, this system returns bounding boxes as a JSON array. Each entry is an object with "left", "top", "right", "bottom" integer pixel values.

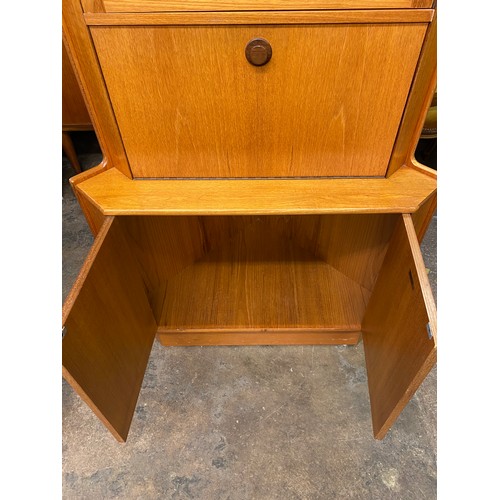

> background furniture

[
  {"left": 62, "top": 0, "right": 437, "bottom": 443},
  {"left": 416, "top": 90, "right": 437, "bottom": 167},
  {"left": 62, "top": 39, "right": 93, "bottom": 173}
]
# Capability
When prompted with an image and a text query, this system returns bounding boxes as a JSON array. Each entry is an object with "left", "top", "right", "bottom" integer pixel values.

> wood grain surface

[
  {"left": 85, "top": 10, "right": 433, "bottom": 24},
  {"left": 63, "top": 217, "right": 157, "bottom": 442},
  {"left": 158, "top": 220, "right": 370, "bottom": 330},
  {"left": 68, "top": 162, "right": 108, "bottom": 235},
  {"left": 120, "top": 214, "right": 398, "bottom": 325},
  {"left": 63, "top": 0, "right": 131, "bottom": 178},
  {"left": 157, "top": 329, "right": 361, "bottom": 346},
  {"left": 387, "top": 14, "right": 436, "bottom": 175},
  {"left": 62, "top": 41, "right": 92, "bottom": 128},
  {"left": 96, "top": 0, "right": 434, "bottom": 14},
  {"left": 287, "top": 214, "right": 397, "bottom": 291},
  {"left": 63, "top": 0, "right": 438, "bottom": 442},
  {"left": 362, "top": 214, "right": 436, "bottom": 439},
  {"left": 411, "top": 188, "right": 436, "bottom": 243},
  {"left": 91, "top": 23, "right": 427, "bottom": 178},
  {"left": 121, "top": 215, "right": 211, "bottom": 319},
  {"left": 75, "top": 166, "right": 437, "bottom": 215},
  {"left": 81, "top": 0, "right": 105, "bottom": 12}
]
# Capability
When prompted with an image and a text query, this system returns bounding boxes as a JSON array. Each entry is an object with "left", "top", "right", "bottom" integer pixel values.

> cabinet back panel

[{"left": 91, "top": 24, "right": 427, "bottom": 178}]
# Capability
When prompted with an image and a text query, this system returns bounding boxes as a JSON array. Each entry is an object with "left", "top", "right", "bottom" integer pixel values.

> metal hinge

[{"left": 62, "top": 326, "right": 67, "bottom": 339}]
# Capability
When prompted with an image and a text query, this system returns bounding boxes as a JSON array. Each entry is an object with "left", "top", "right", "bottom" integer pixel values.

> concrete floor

[{"left": 62, "top": 134, "right": 437, "bottom": 499}]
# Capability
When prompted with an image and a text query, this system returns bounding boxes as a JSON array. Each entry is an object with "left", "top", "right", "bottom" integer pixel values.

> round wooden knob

[{"left": 245, "top": 38, "right": 272, "bottom": 66}]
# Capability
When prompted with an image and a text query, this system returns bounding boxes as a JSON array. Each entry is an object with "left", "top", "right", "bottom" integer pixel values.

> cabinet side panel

[
  {"left": 63, "top": 0, "right": 132, "bottom": 177},
  {"left": 122, "top": 216, "right": 210, "bottom": 320},
  {"left": 386, "top": 15, "right": 436, "bottom": 176},
  {"left": 124, "top": 216, "right": 273, "bottom": 321},
  {"left": 73, "top": 190, "right": 106, "bottom": 236},
  {"left": 69, "top": 163, "right": 108, "bottom": 235},
  {"left": 63, "top": 217, "right": 157, "bottom": 442},
  {"left": 362, "top": 214, "right": 436, "bottom": 439},
  {"left": 411, "top": 190, "right": 436, "bottom": 243},
  {"left": 289, "top": 214, "right": 398, "bottom": 291},
  {"left": 62, "top": 40, "right": 92, "bottom": 127}
]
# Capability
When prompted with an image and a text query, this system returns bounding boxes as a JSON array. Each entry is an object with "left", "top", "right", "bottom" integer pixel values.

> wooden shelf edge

[
  {"left": 68, "top": 159, "right": 109, "bottom": 188},
  {"left": 408, "top": 157, "right": 437, "bottom": 179},
  {"left": 157, "top": 328, "right": 361, "bottom": 346},
  {"left": 75, "top": 166, "right": 437, "bottom": 215},
  {"left": 84, "top": 10, "right": 434, "bottom": 26},
  {"left": 69, "top": 161, "right": 109, "bottom": 235}
]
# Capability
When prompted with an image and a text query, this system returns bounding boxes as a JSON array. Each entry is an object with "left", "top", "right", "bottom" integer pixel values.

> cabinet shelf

[{"left": 76, "top": 165, "right": 436, "bottom": 216}]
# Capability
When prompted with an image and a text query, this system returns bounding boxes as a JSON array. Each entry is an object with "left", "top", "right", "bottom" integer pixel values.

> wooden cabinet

[{"left": 63, "top": 0, "right": 437, "bottom": 442}]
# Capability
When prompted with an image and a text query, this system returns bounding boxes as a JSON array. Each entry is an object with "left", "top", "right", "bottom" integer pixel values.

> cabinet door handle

[{"left": 245, "top": 38, "right": 272, "bottom": 67}]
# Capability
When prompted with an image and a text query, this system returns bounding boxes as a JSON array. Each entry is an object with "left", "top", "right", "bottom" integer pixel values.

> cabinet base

[{"left": 156, "top": 328, "right": 361, "bottom": 346}]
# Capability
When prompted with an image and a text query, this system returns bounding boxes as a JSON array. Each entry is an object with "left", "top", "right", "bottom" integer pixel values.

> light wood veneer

[
  {"left": 76, "top": 165, "right": 436, "bottom": 216},
  {"left": 91, "top": 22, "right": 426, "bottom": 178},
  {"left": 62, "top": 0, "right": 437, "bottom": 442},
  {"left": 90, "top": 0, "right": 434, "bottom": 13}
]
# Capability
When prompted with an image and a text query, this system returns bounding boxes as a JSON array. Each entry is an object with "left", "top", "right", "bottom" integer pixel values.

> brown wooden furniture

[
  {"left": 62, "top": 39, "right": 93, "bottom": 173},
  {"left": 63, "top": 0, "right": 437, "bottom": 443}
]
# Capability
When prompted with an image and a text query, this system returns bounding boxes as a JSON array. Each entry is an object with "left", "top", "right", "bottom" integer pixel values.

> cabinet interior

[
  {"left": 118, "top": 213, "right": 399, "bottom": 343},
  {"left": 63, "top": 210, "right": 435, "bottom": 441}
]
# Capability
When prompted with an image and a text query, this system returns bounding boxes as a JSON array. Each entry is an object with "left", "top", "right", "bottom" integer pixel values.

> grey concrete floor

[{"left": 62, "top": 137, "right": 437, "bottom": 499}]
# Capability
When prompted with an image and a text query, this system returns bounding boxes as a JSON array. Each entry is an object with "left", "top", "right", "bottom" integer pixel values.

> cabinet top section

[{"left": 82, "top": 0, "right": 434, "bottom": 14}]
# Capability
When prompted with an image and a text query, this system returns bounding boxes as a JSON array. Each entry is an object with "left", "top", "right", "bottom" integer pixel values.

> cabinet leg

[{"left": 62, "top": 131, "right": 82, "bottom": 174}]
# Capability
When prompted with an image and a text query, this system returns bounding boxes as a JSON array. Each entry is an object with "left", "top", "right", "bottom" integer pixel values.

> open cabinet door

[
  {"left": 63, "top": 217, "right": 157, "bottom": 442},
  {"left": 362, "top": 214, "right": 436, "bottom": 439}
]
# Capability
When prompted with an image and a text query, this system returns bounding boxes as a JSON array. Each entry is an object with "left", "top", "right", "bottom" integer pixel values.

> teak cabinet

[{"left": 63, "top": 0, "right": 437, "bottom": 442}]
